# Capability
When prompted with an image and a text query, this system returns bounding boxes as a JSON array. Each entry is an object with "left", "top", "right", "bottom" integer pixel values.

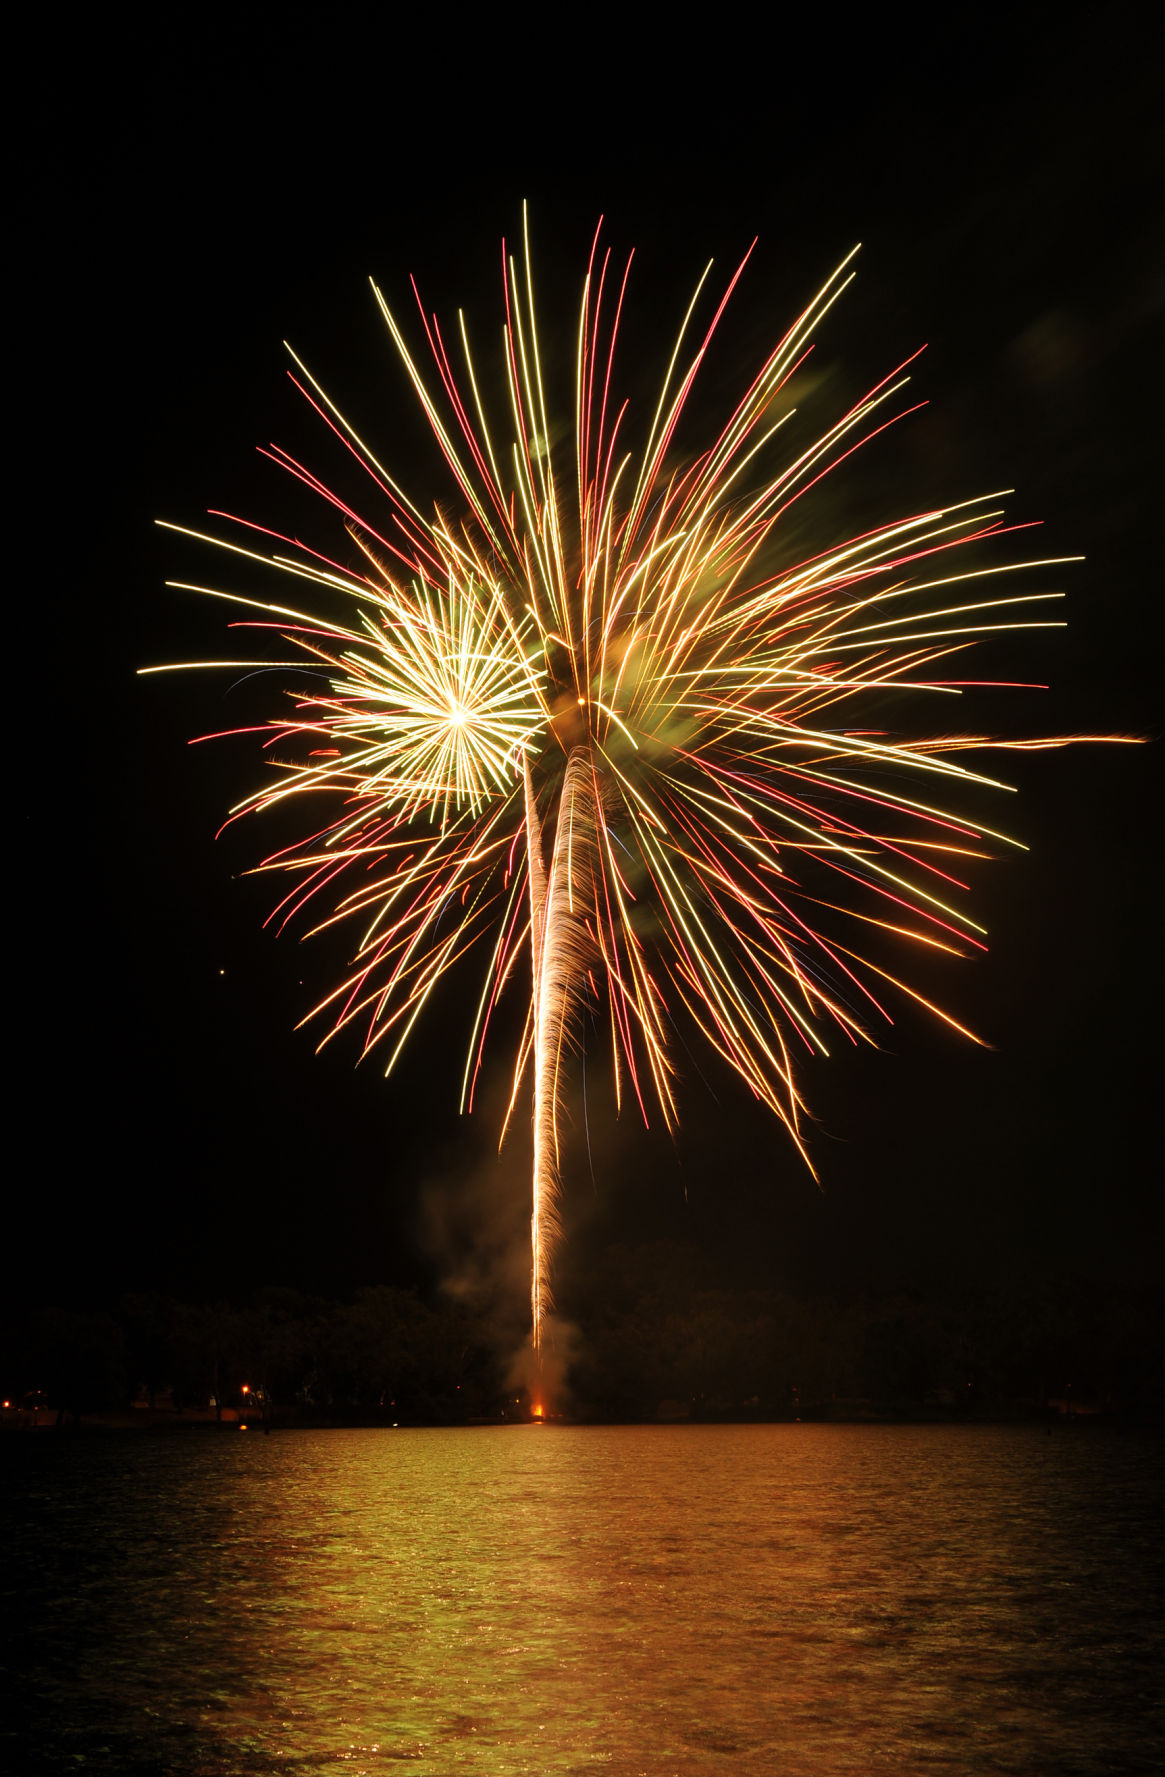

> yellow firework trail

[{"left": 143, "top": 214, "right": 1129, "bottom": 1366}]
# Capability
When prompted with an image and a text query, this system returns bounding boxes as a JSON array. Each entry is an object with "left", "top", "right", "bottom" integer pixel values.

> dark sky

[{"left": 18, "top": 8, "right": 1159, "bottom": 1316}]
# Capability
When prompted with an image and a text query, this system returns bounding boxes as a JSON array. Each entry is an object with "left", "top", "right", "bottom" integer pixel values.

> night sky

[{"left": 19, "top": 10, "right": 1159, "bottom": 1325}]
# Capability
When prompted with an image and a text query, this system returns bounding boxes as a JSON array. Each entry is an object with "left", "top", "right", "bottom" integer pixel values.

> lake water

[{"left": 2, "top": 1423, "right": 1161, "bottom": 1774}]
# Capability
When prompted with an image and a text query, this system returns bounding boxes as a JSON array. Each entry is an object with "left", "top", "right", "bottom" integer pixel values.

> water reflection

[{"left": 3, "top": 1424, "right": 1161, "bottom": 1773}]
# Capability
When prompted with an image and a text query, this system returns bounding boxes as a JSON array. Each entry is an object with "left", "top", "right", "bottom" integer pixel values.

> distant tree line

[
  {"left": 564, "top": 1254, "right": 1164, "bottom": 1421},
  {"left": 3, "top": 1288, "right": 504, "bottom": 1425},
  {"left": 4, "top": 1261, "right": 1161, "bottom": 1425}
]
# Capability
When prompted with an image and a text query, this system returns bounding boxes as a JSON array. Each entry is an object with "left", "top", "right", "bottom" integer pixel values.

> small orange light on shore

[
  {"left": 532, "top": 1404, "right": 544, "bottom": 1419},
  {"left": 239, "top": 1423, "right": 248, "bottom": 1431}
]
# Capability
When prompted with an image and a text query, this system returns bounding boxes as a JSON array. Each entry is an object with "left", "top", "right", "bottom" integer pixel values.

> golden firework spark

[{"left": 144, "top": 213, "right": 1126, "bottom": 1364}]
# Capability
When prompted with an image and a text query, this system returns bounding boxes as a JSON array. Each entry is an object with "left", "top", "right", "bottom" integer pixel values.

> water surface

[{"left": 2, "top": 1423, "right": 1161, "bottom": 1773}]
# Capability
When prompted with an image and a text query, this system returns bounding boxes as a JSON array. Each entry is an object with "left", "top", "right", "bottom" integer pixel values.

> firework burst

[{"left": 144, "top": 213, "right": 1118, "bottom": 1366}]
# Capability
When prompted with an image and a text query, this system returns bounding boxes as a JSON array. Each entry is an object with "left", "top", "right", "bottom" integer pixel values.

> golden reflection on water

[
  {"left": 7, "top": 1424, "right": 1162, "bottom": 1774},
  {"left": 172, "top": 1423, "right": 1158, "bottom": 1775}
]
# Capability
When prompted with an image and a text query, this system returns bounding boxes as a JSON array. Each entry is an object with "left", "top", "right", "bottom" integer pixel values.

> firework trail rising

[{"left": 143, "top": 213, "right": 1124, "bottom": 1374}]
